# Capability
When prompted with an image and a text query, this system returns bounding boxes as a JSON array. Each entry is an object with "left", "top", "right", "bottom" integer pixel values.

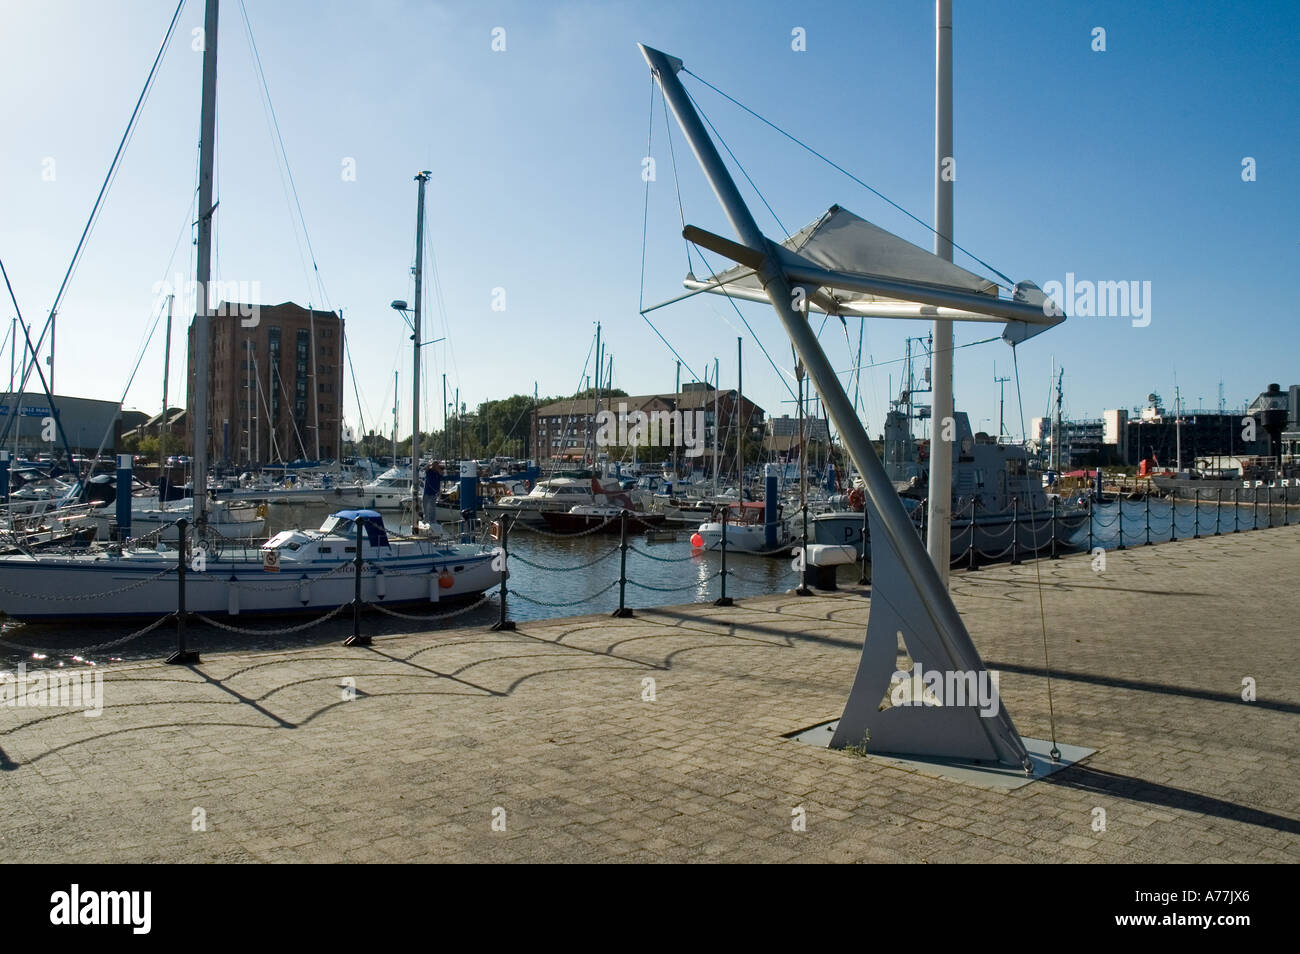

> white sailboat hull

[{"left": 0, "top": 547, "right": 499, "bottom": 622}]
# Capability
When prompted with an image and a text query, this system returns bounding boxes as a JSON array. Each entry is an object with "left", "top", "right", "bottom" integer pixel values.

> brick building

[
  {"left": 187, "top": 301, "right": 344, "bottom": 467},
  {"left": 531, "top": 382, "right": 764, "bottom": 469}
]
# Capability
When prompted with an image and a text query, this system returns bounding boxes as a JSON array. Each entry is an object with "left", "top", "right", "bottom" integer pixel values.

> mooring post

[
  {"left": 165, "top": 518, "right": 200, "bottom": 665},
  {"left": 1011, "top": 495, "right": 1021, "bottom": 566},
  {"left": 1050, "top": 496, "right": 1059, "bottom": 559},
  {"left": 714, "top": 508, "right": 733, "bottom": 607},
  {"left": 1170, "top": 492, "right": 1177, "bottom": 543},
  {"left": 1117, "top": 495, "right": 1125, "bottom": 550},
  {"left": 1266, "top": 486, "right": 1272, "bottom": 528},
  {"left": 1193, "top": 491, "right": 1200, "bottom": 539},
  {"left": 1234, "top": 488, "right": 1240, "bottom": 533},
  {"left": 492, "top": 514, "right": 517, "bottom": 630},
  {"left": 967, "top": 497, "right": 979, "bottom": 572},
  {"left": 1144, "top": 493, "right": 1152, "bottom": 545},
  {"left": 857, "top": 504, "right": 870, "bottom": 585},
  {"left": 612, "top": 509, "right": 633, "bottom": 618},
  {"left": 1087, "top": 496, "right": 1094, "bottom": 553},
  {"left": 344, "top": 518, "right": 371, "bottom": 646},
  {"left": 1252, "top": 488, "right": 1258, "bottom": 530},
  {"left": 1215, "top": 488, "right": 1222, "bottom": 535}
]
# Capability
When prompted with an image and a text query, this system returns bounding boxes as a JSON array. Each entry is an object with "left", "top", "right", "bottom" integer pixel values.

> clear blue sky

[{"left": 1, "top": 0, "right": 1296, "bottom": 450}]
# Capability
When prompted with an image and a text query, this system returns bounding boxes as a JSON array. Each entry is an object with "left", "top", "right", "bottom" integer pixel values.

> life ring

[{"left": 848, "top": 488, "right": 865, "bottom": 511}]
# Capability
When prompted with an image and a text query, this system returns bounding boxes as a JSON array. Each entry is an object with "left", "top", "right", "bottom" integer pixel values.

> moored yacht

[
  {"left": 0, "top": 509, "right": 497, "bottom": 621},
  {"left": 488, "top": 474, "right": 637, "bottom": 526}
]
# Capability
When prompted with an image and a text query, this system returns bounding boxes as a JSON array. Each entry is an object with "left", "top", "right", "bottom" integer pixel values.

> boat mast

[
  {"left": 253, "top": 351, "right": 260, "bottom": 467},
  {"left": 245, "top": 337, "right": 251, "bottom": 465},
  {"left": 1053, "top": 367, "right": 1064, "bottom": 472},
  {"left": 673, "top": 360, "right": 680, "bottom": 480},
  {"left": 191, "top": 0, "right": 219, "bottom": 528},
  {"left": 736, "top": 336, "right": 743, "bottom": 494},
  {"left": 1174, "top": 384, "right": 1183, "bottom": 472},
  {"left": 392, "top": 371, "right": 398, "bottom": 465},
  {"left": 161, "top": 292, "right": 173, "bottom": 460},
  {"left": 712, "top": 357, "right": 719, "bottom": 495},
  {"left": 927, "top": 0, "right": 954, "bottom": 584},
  {"left": 595, "top": 322, "right": 602, "bottom": 472},
  {"left": 797, "top": 357, "right": 806, "bottom": 515},
  {"left": 411, "top": 170, "right": 430, "bottom": 523}
]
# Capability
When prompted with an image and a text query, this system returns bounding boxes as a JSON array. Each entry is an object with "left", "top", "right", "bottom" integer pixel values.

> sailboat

[{"left": 0, "top": 0, "right": 500, "bottom": 622}]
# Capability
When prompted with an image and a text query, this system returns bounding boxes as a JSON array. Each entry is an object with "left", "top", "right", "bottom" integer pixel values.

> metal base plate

[{"left": 788, "top": 719, "right": 1095, "bottom": 790}]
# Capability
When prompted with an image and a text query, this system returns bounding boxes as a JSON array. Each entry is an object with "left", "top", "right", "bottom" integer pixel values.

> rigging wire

[
  {"left": 638, "top": 75, "right": 656, "bottom": 316},
  {"left": 344, "top": 336, "right": 368, "bottom": 448},
  {"left": 635, "top": 81, "right": 700, "bottom": 382},
  {"left": 835, "top": 334, "right": 1000, "bottom": 377},
  {"left": 688, "top": 242, "right": 797, "bottom": 404},
  {"left": 237, "top": 0, "right": 332, "bottom": 312},
  {"left": 657, "top": 82, "right": 691, "bottom": 277},
  {"left": 683, "top": 85, "right": 788, "bottom": 240},
  {"left": 682, "top": 68, "right": 1017, "bottom": 292},
  {"left": 9, "top": 0, "right": 186, "bottom": 415},
  {"left": 1011, "top": 342, "right": 1028, "bottom": 444}
]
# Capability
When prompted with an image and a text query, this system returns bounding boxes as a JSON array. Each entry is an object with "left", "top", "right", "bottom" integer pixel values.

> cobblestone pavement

[{"left": 1, "top": 526, "right": 1296, "bottom": 862}]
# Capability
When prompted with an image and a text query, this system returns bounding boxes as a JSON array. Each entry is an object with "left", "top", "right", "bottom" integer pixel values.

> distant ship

[
  {"left": 813, "top": 410, "right": 1087, "bottom": 559},
  {"left": 1151, "top": 456, "right": 1300, "bottom": 504}
]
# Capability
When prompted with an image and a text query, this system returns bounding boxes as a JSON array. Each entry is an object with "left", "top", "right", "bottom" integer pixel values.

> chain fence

[{"left": 0, "top": 489, "right": 1289, "bottom": 665}]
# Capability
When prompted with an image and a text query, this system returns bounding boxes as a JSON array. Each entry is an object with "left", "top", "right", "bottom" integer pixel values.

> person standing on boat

[{"left": 422, "top": 462, "right": 443, "bottom": 523}]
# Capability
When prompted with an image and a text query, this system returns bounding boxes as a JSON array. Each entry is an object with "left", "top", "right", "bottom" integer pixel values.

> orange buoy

[
  {"left": 438, "top": 571, "right": 455, "bottom": 589},
  {"left": 690, "top": 532, "right": 704, "bottom": 549}
]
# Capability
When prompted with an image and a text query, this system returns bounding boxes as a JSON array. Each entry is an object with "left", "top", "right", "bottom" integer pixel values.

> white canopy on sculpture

[{"left": 683, "top": 204, "right": 1062, "bottom": 346}]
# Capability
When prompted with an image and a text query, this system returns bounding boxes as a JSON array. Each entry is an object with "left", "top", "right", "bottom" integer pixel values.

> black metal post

[
  {"left": 1144, "top": 493, "right": 1152, "bottom": 545},
  {"left": 1011, "top": 495, "right": 1021, "bottom": 565},
  {"left": 1252, "top": 487, "right": 1258, "bottom": 530},
  {"left": 165, "top": 518, "right": 200, "bottom": 664},
  {"left": 344, "top": 518, "right": 371, "bottom": 646},
  {"left": 1234, "top": 488, "right": 1240, "bottom": 533},
  {"left": 1117, "top": 494, "right": 1125, "bottom": 550},
  {"left": 1215, "top": 488, "right": 1221, "bottom": 535},
  {"left": 1193, "top": 491, "right": 1200, "bottom": 539},
  {"left": 1087, "top": 496, "right": 1094, "bottom": 553},
  {"left": 1050, "top": 496, "right": 1059, "bottom": 559},
  {"left": 967, "top": 497, "right": 979, "bottom": 572},
  {"left": 857, "top": 504, "right": 870, "bottom": 586},
  {"left": 1170, "top": 492, "right": 1177, "bottom": 543},
  {"left": 714, "top": 508, "right": 733, "bottom": 606},
  {"left": 493, "top": 514, "right": 517, "bottom": 630},
  {"left": 612, "top": 510, "right": 633, "bottom": 618},
  {"left": 1266, "top": 486, "right": 1272, "bottom": 528}
]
